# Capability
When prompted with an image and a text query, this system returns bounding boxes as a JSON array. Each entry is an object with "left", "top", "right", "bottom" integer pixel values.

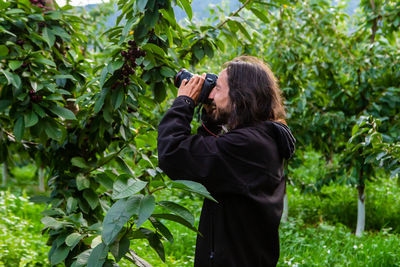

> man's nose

[{"left": 208, "top": 87, "right": 216, "bottom": 99}]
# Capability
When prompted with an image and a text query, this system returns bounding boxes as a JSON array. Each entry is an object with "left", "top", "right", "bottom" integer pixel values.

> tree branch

[{"left": 215, "top": 0, "right": 252, "bottom": 30}]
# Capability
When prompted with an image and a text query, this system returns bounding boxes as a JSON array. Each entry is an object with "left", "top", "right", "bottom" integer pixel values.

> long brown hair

[{"left": 225, "top": 56, "right": 286, "bottom": 129}]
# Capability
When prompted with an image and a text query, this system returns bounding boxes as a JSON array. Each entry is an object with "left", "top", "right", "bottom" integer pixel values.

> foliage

[
  {"left": 0, "top": 191, "right": 48, "bottom": 266},
  {"left": 287, "top": 177, "right": 400, "bottom": 233},
  {"left": 279, "top": 219, "right": 400, "bottom": 267},
  {"left": 1, "top": 0, "right": 400, "bottom": 264},
  {"left": 0, "top": 0, "right": 247, "bottom": 265}
]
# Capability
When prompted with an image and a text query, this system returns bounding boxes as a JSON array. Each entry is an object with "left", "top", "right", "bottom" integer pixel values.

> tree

[{"left": 0, "top": 0, "right": 257, "bottom": 265}]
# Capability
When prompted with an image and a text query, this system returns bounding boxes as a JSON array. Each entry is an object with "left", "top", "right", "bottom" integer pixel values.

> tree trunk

[
  {"left": 355, "top": 184, "right": 365, "bottom": 236},
  {"left": 38, "top": 166, "right": 45, "bottom": 192},
  {"left": 282, "top": 192, "right": 288, "bottom": 223},
  {"left": 1, "top": 162, "right": 8, "bottom": 187}
]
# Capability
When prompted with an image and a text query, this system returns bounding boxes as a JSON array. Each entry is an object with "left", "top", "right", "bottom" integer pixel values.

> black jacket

[{"left": 157, "top": 96, "right": 296, "bottom": 267}]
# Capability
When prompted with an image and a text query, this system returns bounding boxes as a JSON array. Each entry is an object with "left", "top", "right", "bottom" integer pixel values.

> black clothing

[{"left": 157, "top": 96, "right": 296, "bottom": 267}]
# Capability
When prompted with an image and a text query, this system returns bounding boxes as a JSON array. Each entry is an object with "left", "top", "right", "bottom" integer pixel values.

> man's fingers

[{"left": 179, "top": 79, "right": 188, "bottom": 90}]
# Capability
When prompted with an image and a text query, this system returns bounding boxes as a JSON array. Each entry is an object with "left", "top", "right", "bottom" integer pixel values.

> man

[{"left": 157, "top": 56, "right": 296, "bottom": 267}]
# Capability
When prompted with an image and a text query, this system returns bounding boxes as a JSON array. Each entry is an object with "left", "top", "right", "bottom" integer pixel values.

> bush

[
  {"left": 0, "top": 191, "right": 48, "bottom": 266},
  {"left": 287, "top": 177, "right": 400, "bottom": 233}
]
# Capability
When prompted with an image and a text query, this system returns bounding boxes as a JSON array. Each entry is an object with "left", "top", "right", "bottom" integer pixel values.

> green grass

[
  {"left": 0, "top": 191, "right": 49, "bottom": 266},
  {"left": 279, "top": 220, "right": 400, "bottom": 266},
  {"left": 1, "top": 163, "right": 400, "bottom": 266}
]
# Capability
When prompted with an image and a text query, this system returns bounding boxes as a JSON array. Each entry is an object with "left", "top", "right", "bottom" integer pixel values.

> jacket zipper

[{"left": 210, "top": 206, "right": 215, "bottom": 266}]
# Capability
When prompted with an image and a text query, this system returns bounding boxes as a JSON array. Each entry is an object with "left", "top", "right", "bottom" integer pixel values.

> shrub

[{"left": 0, "top": 191, "right": 48, "bottom": 266}]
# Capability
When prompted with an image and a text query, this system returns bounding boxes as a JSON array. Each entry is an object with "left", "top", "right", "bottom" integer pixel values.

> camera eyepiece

[{"left": 175, "top": 69, "right": 218, "bottom": 104}]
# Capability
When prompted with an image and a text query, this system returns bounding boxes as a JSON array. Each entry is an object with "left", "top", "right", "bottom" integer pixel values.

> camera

[{"left": 174, "top": 69, "right": 218, "bottom": 104}]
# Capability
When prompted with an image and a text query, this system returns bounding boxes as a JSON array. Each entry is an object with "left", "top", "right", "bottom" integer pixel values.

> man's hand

[{"left": 177, "top": 73, "right": 206, "bottom": 104}]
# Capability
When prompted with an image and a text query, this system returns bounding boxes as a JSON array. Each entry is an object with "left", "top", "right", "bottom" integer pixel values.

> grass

[{"left": 1, "top": 163, "right": 400, "bottom": 266}]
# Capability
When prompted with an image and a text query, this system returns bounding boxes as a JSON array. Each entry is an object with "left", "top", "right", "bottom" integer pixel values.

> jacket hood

[{"left": 264, "top": 121, "right": 296, "bottom": 160}]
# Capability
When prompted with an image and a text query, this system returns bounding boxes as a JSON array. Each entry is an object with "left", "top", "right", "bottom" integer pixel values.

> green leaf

[
  {"left": 87, "top": 243, "right": 108, "bottom": 267},
  {"left": 234, "top": 21, "right": 251, "bottom": 40},
  {"left": 1, "top": 69, "right": 12, "bottom": 85},
  {"left": 95, "top": 87, "right": 110, "bottom": 114},
  {"left": 110, "top": 236, "right": 130, "bottom": 262},
  {"left": 157, "top": 201, "right": 194, "bottom": 226},
  {"left": 44, "top": 120, "right": 62, "bottom": 141},
  {"left": 42, "top": 27, "right": 56, "bottom": 48},
  {"left": 83, "top": 189, "right": 99, "bottom": 210},
  {"left": 142, "top": 43, "right": 165, "bottom": 56},
  {"left": 115, "top": 156, "right": 135, "bottom": 177},
  {"left": 179, "top": 0, "right": 192, "bottom": 20},
  {"left": 73, "top": 249, "right": 92, "bottom": 267},
  {"left": 33, "top": 104, "right": 46, "bottom": 117},
  {"left": 54, "top": 74, "right": 77, "bottom": 81},
  {"left": 147, "top": 232, "right": 165, "bottom": 262},
  {"left": 171, "top": 180, "right": 217, "bottom": 202},
  {"left": 160, "top": 66, "right": 175, "bottom": 77},
  {"left": 111, "top": 60, "right": 124, "bottom": 72},
  {"left": 100, "top": 67, "right": 108, "bottom": 89},
  {"left": 50, "top": 245, "right": 70, "bottom": 265},
  {"left": 193, "top": 47, "right": 204, "bottom": 61},
  {"left": 152, "top": 213, "right": 199, "bottom": 233},
  {"left": 49, "top": 105, "right": 77, "bottom": 120},
  {"left": 102, "top": 195, "right": 142, "bottom": 245},
  {"left": 66, "top": 233, "right": 83, "bottom": 249},
  {"left": 136, "top": 195, "right": 155, "bottom": 227},
  {"left": 33, "top": 58, "right": 56, "bottom": 67},
  {"left": 94, "top": 173, "right": 114, "bottom": 191},
  {"left": 113, "top": 180, "right": 148, "bottom": 200},
  {"left": 13, "top": 116, "right": 24, "bottom": 142},
  {"left": 0, "top": 100, "right": 11, "bottom": 112},
  {"left": 41, "top": 216, "right": 64, "bottom": 230},
  {"left": 24, "top": 111, "right": 39, "bottom": 128},
  {"left": 136, "top": 0, "right": 148, "bottom": 12},
  {"left": 250, "top": 7, "right": 270, "bottom": 23},
  {"left": 149, "top": 217, "right": 174, "bottom": 243},
  {"left": 9, "top": 60, "right": 23, "bottom": 71},
  {"left": 71, "top": 157, "right": 89, "bottom": 169},
  {"left": 111, "top": 88, "right": 124, "bottom": 110},
  {"left": 0, "top": 45, "right": 8, "bottom": 56},
  {"left": 67, "top": 197, "right": 78, "bottom": 213}
]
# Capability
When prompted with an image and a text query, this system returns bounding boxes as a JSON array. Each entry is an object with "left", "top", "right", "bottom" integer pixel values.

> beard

[{"left": 206, "top": 102, "right": 232, "bottom": 126}]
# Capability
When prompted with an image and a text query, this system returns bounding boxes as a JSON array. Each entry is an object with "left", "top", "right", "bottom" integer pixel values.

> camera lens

[{"left": 174, "top": 69, "right": 193, "bottom": 88}]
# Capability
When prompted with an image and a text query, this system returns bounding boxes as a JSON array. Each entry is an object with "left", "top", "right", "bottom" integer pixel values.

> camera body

[{"left": 174, "top": 69, "right": 218, "bottom": 104}]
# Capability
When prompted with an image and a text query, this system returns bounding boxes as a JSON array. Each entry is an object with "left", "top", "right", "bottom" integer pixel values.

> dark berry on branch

[
  {"left": 112, "top": 81, "right": 120, "bottom": 90},
  {"left": 121, "top": 51, "right": 127, "bottom": 57},
  {"left": 125, "top": 78, "right": 129, "bottom": 83},
  {"left": 37, "top": 3, "right": 44, "bottom": 8},
  {"left": 128, "top": 40, "right": 136, "bottom": 47},
  {"left": 38, "top": 22, "right": 46, "bottom": 28},
  {"left": 16, "top": 39, "right": 24, "bottom": 46},
  {"left": 22, "top": 62, "right": 28, "bottom": 68},
  {"left": 141, "top": 50, "right": 147, "bottom": 57},
  {"left": 129, "top": 69, "right": 135, "bottom": 74},
  {"left": 123, "top": 70, "right": 129, "bottom": 76},
  {"left": 29, "top": 90, "right": 35, "bottom": 95}
]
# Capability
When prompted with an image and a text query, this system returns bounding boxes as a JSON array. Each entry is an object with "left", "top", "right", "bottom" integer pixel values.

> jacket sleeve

[{"left": 157, "top": 96, "right": 247, "bottom": 194}]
